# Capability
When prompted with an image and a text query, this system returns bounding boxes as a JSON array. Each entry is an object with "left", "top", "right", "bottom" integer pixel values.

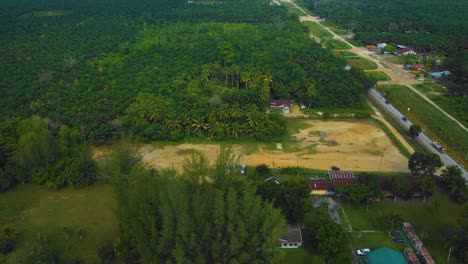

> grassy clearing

[
  {"left": 377, "top": 85, "right": 468, "bottom": 166},
  {"left": 366, "top": 71, "right": 391, "bottom": 81},
  {"left": 283, "top": 246, "right": 325, "bottom": 264},
  {"left": 0, "top": 184, "right": 117, "bottom": 263},
  {"left": 342, "top": 190, "right": 463, "bottom": 264},
  {"left": 320, "top": 21, "right": 348, "bottom": 36},
  {"left": 303, "top": 21, "right": 332, "bottom": 38},
  {"left": 414, "top": 83, "right": 468, "bottom": 127},
  {"left": 345, "top": 57, "right": 378, "bottom": 70},
  {"left": 323, "top": 39, "right": 351, "bottom": 50},
  {"left": 349, "top": 232, "right": 404, "bottom": 251},
  {"left": 333, "top": 50, "right": 357, "bottom": 57}
]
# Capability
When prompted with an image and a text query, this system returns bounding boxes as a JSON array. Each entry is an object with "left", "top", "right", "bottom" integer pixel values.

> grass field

[
  {"left": 323, "top": 39, "right": 351, "bottom": 50},
  {"left": 283, "top": 247, "right": 325, "bottom": 264},
  {"left": 377, "top": 85, "right": 468, "bottom": 166},
  {"left": 366, "top": 71, "right": 391, "bottom": 81},
  {"left": 414, "top": 83, "right": 468, "bottom": 127},
  {"left": 0, "top": 184, "right": 117, "bottom": 263},
  {"left": 320, "top": 21, "right": 348, "bottom": 36},
  {"left": 333, "top": 50, "right": 358, "bottom": 57},
  {"left": 283, "top": 2, "right": 306, "bottom": 17},
  {"left": 303, "top": 21, "right": 332, "bottom": 38},
  {"left": 345, "top": 57, "right": 378, "bottom": 70},
  {"left": 342, "top": 190, "right": 464, "bottom": 264}
]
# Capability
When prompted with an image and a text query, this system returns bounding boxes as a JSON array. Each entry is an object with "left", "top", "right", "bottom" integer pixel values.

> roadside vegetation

[
  {"left": 366, "top": 71, "right": 391, "bottom": 81},
  {"left": 377, "top": 85, "right": 468, "bottom": 167},
  {"left": 303, "top": 21, "right": 351, "bottom": 50}
]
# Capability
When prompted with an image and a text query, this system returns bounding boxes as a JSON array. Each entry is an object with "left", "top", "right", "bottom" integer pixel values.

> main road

[{"left": 369, "top": 89, "right": 468, "bottom": 180}]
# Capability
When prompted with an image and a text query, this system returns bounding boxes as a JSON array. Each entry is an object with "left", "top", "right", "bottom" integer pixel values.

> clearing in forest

[{"left": 131, "top": 119, "right": 409, "bottom": 173}]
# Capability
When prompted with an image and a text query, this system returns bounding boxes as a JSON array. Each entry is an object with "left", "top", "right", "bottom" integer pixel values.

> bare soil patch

[{"left": 134, "top": 119, "right": 409, "bottom": 173}]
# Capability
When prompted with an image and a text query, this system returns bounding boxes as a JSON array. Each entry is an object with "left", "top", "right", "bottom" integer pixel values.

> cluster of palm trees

[{"left": 441, "top": 165, "right": 466, "bottom": 202}]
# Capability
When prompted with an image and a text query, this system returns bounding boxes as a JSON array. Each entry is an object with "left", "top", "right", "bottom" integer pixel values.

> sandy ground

[{"left": 134, "top": 120, "right": 409, "bottom": 173}]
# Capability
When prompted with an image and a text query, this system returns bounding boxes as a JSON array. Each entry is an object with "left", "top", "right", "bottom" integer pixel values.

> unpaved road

[
  {"left": 133, "top": 120, "right": 409, "bottom": 173},
  {"left": 285, "top": 0, "right": 467, "bottom": 132}
]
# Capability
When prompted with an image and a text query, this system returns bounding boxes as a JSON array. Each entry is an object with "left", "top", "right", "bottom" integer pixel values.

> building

[
  {"left": 365, "top": 247, "right": 406, "bottom": 264},
  {"left": 366, "top": 44, "right": 380, "bottom": 52},
  {"left": 377, "top": 42, "right": 387, "bottom": 49},
  {"left": 418, "top": 247, "right": 435, "bottom": 264},
  {"left": 278, "top": 226, "right": 303, "bottom": 248},
  {"left": 430, "top": 70, "right": 451, "bottom": 79},
  {"left": 403, "top": 248, "right": 422, "bottom": 264},
  {"left": 328, "top": 171, "right": 356, "bottom": 187},
  {"left": 402, "top": 222, "right": 423, "bottom": 251},
  {"left": 396, "top": 47, "right": 416, "bottom": 56},
  {"left": 309, "top": 178, "right": 332, "bottom": 195},
  {"left": 270, "top": 99, "right": 293, "bottom": 113}
]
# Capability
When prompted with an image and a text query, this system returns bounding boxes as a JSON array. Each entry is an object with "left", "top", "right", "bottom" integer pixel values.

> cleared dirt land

[{"left": 136, "top": 119, "right": 409, "bottom": 173}]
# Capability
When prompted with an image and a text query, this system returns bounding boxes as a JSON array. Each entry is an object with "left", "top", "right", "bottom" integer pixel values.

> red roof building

[
  {"left": 414, "top": 64, "right": 424, "bottom": 71},
  {"left": 270, "top": 99, "right": 293, "bottom": 108},
  {"left": 310, "top": 178, "right": 332, "bottom": 191},
  {"left": 419, "top": 248, "right": 435, "bottom": 264},
  {"left": 396, "top": 47, "right": 416, "bottom": 55},
  {"left": 403, "top": 248, "right": 421, "bottom": 264},
  {"left": 328, "top": 171, "right": 356, "bottom": 187}
]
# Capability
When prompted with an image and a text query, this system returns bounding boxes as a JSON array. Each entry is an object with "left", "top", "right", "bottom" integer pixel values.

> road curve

[{"left": 369, "top": 89, "right": 468, "bottom": 180}]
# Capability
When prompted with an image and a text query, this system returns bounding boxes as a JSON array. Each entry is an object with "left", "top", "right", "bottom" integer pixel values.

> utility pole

[{"left": 447, "top": 246, "right": 452, "bottom": 263}]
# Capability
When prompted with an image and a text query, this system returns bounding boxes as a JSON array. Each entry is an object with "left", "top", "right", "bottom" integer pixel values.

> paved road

[
  {"left": 286, "top": 0, "right": 468, "bottom": 132},
  {"left": 369, "top": 89, "right": 468, "bottom": 180}
]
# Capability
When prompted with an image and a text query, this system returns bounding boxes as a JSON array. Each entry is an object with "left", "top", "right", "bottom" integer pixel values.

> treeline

[
  {"left": 0, "top": 116, "right": 97, "bottom": 192},
  {"left": 302, "top": 0, "right": 468, "bottom": 53}
]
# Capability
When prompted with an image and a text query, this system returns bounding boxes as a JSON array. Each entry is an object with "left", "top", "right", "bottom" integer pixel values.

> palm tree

[
  {"left": 164, "top": 119, "right": 182, "bottom": 131},
  {"left": 441, "top": 165, "right": 461, "bottom": 184},
  {"left": 306, "top": 81, "right": 317, "bottom": 108},
  {"left": 241, "top": 71, "right": 252, "bottom": 89},
  {"left": 191, "top": 117, "right": 209, "bottom": 132}
]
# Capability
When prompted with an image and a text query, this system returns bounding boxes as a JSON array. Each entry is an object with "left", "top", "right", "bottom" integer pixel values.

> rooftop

[
  {"left": 279, "top": 226, "right": 303, "bottom": 243},
  {"left": 328, "top": 171, "right": 356, "bottom": 185},
  {"left": 366, "top": 247, "right": 406, "bottom": 264}
]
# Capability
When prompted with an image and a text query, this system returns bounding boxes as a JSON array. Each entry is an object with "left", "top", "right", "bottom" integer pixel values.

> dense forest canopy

[
  {"left": 302, "top": 0, "right": 468, "bottom": 53},
  {"left": 0, "top": 0, "right": 371, "bottom": 144}
]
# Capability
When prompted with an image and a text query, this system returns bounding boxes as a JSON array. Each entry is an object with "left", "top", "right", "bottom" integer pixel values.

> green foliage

[
  {"left": 441, "top": 165, "right": 466, "bottom": 202},
  {"left": 257, "top": 180, "right": 311, "bottom": 222},
  {"left": 366, "top": 71, "right": 391, "bottom": 81},
  {"left": 408, "top": 152, "right": 442, "bottom": 176},
  {"left": 303, "top": 0, "right": 468, "bottom": 53},
  {"left": 0, "top": 227, "right": 16, "bottom": 255},
  {"left": 303, "top": 209, "right": 352, "bottom": 261},
  {"left": 6, "top": 236, "right": 58, "bottom": 264},
  {"left": 381, "top": 212, "right": 403, "bottom": 233},
  {"left": 337, "top": 183, "right": 374, "bottom": 204},
  {"left": 113, "top": 149, "right": 286, "bottom": 263},
  {"left": 408, "top": 124, "right": 422, "bottom": 138}
]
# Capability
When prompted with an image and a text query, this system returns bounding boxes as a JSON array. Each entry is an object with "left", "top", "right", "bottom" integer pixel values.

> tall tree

[
  {"left": 113, "top": 149, "right": 286, "bottom": 263},
  {"left": 408, "top": 152, "right": 442, "bottom": 176}
]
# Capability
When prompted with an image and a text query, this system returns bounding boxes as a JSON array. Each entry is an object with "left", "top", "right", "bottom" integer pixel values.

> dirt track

[{"left": 137, "top": 120, "right": 409, "bottom": 173}]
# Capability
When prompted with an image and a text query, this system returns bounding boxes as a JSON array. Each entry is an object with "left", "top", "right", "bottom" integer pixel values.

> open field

[
  {"left": 414, "top": 83, "right": 468, "bottom": 127},
  {"left": 343, "top": 190, "right": 464, "bottom": 264},
  {"left": 345, "top": 57, "right": 378, "bottom": 70},
  {"left": 303, "top": 21, "right": 351, "bottom": 49},
  {"left": 366, "top": 71, "right": 391, "bottom": 81},
  {"left": 0, "top": 184, "right": 117, "bottom": 263},
  {"left": 118, "top": 119, "right": 410, "bottom": 173},
  {"left": 378, "top": 85, "right": 468, "bottom": 166}
]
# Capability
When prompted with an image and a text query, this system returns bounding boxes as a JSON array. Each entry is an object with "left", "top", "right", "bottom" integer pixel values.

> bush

[{"left": 98, "top": 242, "right": 115, "bottom": 263}]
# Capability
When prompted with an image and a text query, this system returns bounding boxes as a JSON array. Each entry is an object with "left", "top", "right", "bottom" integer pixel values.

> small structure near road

[
  {"left": 396, "top": 47, "right": 416, "bottom": 56},
  {"left": 328, "top": 171, "right": 356, "bottom": 187},
  {"left": 429, "top": 70, "right": 451, "bottom": 79},
  {"left": 270, "top": 99, "right": 293, "bottom": 113},
  {"left": 365, "top": 247, "right": 406, "bottom": 264},
  {"left": 278, "top": 226, "right": 303, "bottom": 249}
]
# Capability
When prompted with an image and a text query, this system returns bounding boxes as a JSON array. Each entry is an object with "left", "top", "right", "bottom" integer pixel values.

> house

[
  {"left": 328, "top": 171, "right": 356, "bottom": 187},
  {"left": 377, "top": 42, "right": 387, "bottom": 49},
  {"left": 396, "top": 45, "right": 407, "bottom": 49},
  {"left": 366, "top": 44, "right": 380, "bottom": 52},
  {"left": 403, "top": 248, "right": 422, "bottom": 264},
  {"left": 430, "top": 70, "right": 451, "bottom": 79},
  {"left": 396, "top": 47, "right": 416, "bottom": 56},
  {"left": 278, "top": 226, "right": 303, "bottom": 248},
  {"left": 265, "top": 176, "right": 282, "bottom": 185},
  {"left": 365, "top": 247, "right": 406, "bottom": 264},
  {"left": 299, "top": 102, "right": 307, "bottom": 109},
  {"left": 418, "top": 247, "right": 435, "bottom": 264},
  {"left": 309, "top": 178, "right": 332, "bottom": 195},
  {"left": 270, "top": 99, "right": 293, "bottom": 113},
  {"left": 413, "top": 64, "right": 424, "bottom": 71}
]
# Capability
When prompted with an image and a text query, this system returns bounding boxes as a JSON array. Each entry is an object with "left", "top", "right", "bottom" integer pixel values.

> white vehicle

[{"left": 356, "top": 248, "right": 371, "bottom": 256}]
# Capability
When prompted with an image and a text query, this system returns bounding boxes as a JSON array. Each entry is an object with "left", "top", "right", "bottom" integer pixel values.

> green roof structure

[{"left": 365, "top": 247, "right": 406, "bottom": 264}]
